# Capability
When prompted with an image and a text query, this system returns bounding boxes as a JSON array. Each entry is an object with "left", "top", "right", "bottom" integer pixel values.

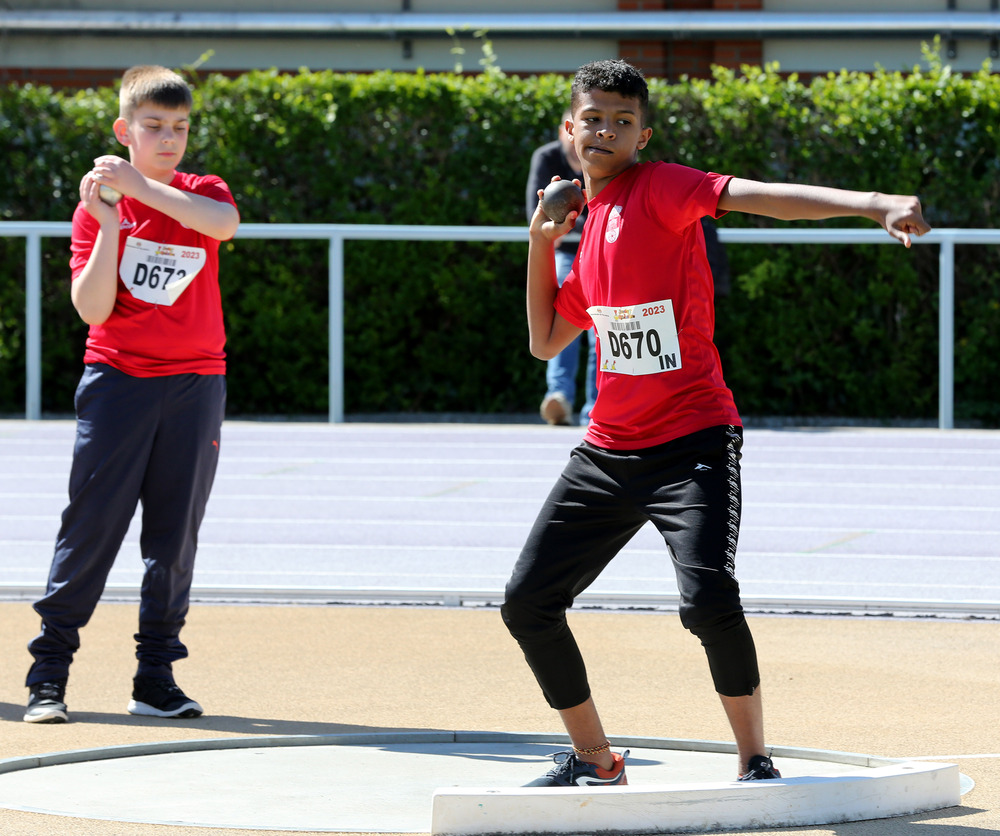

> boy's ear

[
  {"left": 112, "top": 117, "right": 130, "bottom": 147},
  {"left": 637, "top": 126, "right": 653, "bottom": 151}
]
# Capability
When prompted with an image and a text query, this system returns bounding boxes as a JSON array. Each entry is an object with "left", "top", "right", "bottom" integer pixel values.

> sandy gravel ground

[{"left": 0, "top": 602, "right": 997, "bottom": 836}]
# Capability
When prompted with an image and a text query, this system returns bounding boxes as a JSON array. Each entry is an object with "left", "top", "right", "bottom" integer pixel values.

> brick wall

[
  {"left": 0, "top": 66, "right": 242, "bottom": 91},
  {"left": 619, "top": 0, "right": 763, "bottom": 79},
  {"left": 0, "top": 67, "right": 122, "bottom": 90}
]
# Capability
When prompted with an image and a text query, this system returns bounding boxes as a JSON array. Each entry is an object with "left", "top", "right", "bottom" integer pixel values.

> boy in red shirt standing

[
  {"left": 503, "top": 59, "right": 929, "bottom": 786},
  {"left": 24, "top": 65, "right": 240, "bottom": 724}
]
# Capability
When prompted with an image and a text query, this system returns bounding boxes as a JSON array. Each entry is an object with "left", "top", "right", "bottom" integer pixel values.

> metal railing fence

[
  {"left": 3, "top": 221, "right": 998, "bottom": 428},
  {"left": 5, "top": 10, "right": 1000, "bottom": 41}
]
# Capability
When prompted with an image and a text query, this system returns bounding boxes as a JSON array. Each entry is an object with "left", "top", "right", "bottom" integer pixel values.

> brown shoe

[{"left": 540, "top": 393, "right": 572, "bottom": 426}]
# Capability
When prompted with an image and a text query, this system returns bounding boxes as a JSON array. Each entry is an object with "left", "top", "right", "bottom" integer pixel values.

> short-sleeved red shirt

[
  {"left": 70, "top": 171, "right": 237, "bottom": 377},
  {"left": 555, "top": 161, "right": 740, "bottom": 450}
]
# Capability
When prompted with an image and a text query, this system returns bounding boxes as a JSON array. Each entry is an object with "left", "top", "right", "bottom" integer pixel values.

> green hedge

[{"left": 2, "top": 48, "right": 998, "bottom": 423}]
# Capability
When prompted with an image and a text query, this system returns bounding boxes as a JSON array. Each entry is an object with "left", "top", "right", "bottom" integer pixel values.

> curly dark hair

[{"left": 570, "top": 59, "right": 649, "bottom": 124}]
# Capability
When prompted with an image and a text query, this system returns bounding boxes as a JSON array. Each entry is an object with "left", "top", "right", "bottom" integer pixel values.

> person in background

[
  {"left": 526, "top": 110, "right": 597, "bottom": 426},
  {"left": 23, "top": 65, "right": 239, "bottom": 724}
]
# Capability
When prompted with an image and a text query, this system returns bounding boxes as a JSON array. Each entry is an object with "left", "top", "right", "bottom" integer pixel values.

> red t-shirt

[
  {"left": 70, "top": 171, "right": 237, "bottom": 377},
  {"left": 555, "top": 161, "right": 740, "bottom": 450}
]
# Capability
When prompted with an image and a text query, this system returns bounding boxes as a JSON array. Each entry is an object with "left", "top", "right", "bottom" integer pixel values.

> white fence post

[
  {"left": 25, "top": 232, "right": 43, "bottom": 421},
  {"left": 329, "top": 233, "right": 345, "bottom": 424},
  {"left": 938, "top": 238, "right": 956, "bottom": 430}
]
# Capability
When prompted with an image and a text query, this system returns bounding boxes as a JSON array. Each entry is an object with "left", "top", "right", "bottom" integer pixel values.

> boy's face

[
  {"left": 568, "top": 89, "right": 652, "bottom": 184},
  {"left": 113, "top": 103, "right": 190, "bottom": 181}
]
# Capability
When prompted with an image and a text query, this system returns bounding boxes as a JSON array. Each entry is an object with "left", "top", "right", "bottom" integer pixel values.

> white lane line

[
  {"left": 8, "top": 472, "right": 1000, "bottom": 490},
  {"left": 747, "top": 479, "right": 1000, "bottom": 490},
  {"left": 11, "top": 492, "right": 1000, "bottom": 515},
  {"left": 9, "top": 515, "right": 1000, "bottom": 536},
  {"left": 747, "top": 462, "right": 1000, "bottom": 472},
  {"left": 4, "top": 539, "right": 1000, "bottom": 565},
  {"left": 11, "top": 454, "right": 1000, "bottom": 471},
  {"left": 738, "top": 579, "right": 1000, "bottom": 592}
]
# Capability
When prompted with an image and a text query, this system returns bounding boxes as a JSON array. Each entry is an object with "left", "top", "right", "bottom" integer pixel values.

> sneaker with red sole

[{"left": 524, "top": 749, "right": 629, "bottom": 787}]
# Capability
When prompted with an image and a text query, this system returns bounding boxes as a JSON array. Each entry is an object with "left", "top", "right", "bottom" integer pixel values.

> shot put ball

[
  {"left": 99, "top": 184, "right": 123, "bottom": 206},
  {"left": 540, "top": 180, "right": 585, "bottom": 224}
]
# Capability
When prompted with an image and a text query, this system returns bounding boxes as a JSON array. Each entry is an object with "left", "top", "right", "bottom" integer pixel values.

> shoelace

[
  {"left": 741, "top": 754, "right": 780, "bottom": 780},
  {"left": 35, "top": 681, "right": 66, "bottom": 700},
  {"left": 145, "top": 679, "right": 184, "bottom": 697},
  {"left": 546, "top": 751, "right": 578, "bottom": 774}
]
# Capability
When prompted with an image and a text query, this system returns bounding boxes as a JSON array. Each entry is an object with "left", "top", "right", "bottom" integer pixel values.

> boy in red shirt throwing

[
  {"left": 24, "top": 65, "right": 240, "bottom": 724},
  {"left": 503, "top": 59, "right": 929, "bottom": 786}
]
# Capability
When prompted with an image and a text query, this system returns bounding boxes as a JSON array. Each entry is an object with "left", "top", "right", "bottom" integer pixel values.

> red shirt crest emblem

[{"left": 605, "top": 205, "right": 624, "bottom": 243}]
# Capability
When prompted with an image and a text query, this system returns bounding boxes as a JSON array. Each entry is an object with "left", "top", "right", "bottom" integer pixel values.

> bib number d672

[{"left": 119, "top": 236, "right": 206, "bottom": 306}]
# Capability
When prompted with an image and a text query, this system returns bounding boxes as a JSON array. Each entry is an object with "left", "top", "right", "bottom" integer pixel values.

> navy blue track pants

[
  {"left": 501, "top": 425, "right": 759, "bottom": 709},
  {"left": 26, "top": 363, "right": 225, "bottom": 686}
]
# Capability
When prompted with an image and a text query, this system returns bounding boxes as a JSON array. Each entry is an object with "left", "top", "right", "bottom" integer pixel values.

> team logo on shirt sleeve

[{"left": 605, "top": 205, "right": 624, "bottom": 243}]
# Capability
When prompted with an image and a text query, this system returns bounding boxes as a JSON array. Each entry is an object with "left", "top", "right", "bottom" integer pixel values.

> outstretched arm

[
  {"left": 526, "top": 190, "right": 584, "bottom": 361},
  {"left": 717, "top": 178, "right": 930, "bottom": 247}
]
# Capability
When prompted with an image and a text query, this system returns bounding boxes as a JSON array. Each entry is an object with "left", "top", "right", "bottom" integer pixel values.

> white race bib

[
  {"left": 119, "top": 237, "right": 206, "bottom": 306},
  {"left": 587, "top": 299, "right": 682, "bottom": 375}
]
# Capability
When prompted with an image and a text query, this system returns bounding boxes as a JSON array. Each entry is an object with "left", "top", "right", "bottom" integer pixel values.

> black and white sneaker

[
  {"left": 738, "top": 754, "right": 782, "bottom": 781},
  {"left": 127, "top": 676, "right": 203, "bottom": 718},
  {"left": 524, "top": 750, "right": 629, "bottom": 787},
  {"left": 24, "top": 679, "right": 69, "bottom": 724}
]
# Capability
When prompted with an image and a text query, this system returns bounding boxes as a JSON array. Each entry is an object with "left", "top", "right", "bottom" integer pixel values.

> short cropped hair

[
  {"left": 119, "top": 65, "right": 193, "bottom": 121},
  {"left": 570, "top": 60, "right": 649, "bottom": 124}
]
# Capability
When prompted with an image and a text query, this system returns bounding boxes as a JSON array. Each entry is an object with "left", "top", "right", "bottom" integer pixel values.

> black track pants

[
  {"left": 27, "top": 363, "right": 225, "bottom": 686},
  {"left": 502, "top": 425, "right": 759, "bottom": 708}
]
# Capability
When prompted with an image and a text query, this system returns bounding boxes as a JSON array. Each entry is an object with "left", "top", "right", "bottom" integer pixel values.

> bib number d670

[
  {"left": 587, "top": 299, "right": 682, "bottom": 375},
  {"left": 605, "top": 327, "right": 663, "bottom": 361}
]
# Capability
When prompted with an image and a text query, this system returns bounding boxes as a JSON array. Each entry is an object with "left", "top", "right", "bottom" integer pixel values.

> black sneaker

[
  {"left": 24, "top": 679, "right": 69, "bottom": 724},
  {"left": 738, "top": 754, "right": 782, "bottom": 781},
  {"left": 524, "top": 750, "right": 629, "bottom": 787},
  {"left": 127, "top": 676, "right": 203, "bottom": 718}
]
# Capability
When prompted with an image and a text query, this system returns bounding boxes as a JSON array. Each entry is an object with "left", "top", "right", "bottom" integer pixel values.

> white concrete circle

[{"left": 0, "top": 732, "right": 964, "bottom": 833}]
